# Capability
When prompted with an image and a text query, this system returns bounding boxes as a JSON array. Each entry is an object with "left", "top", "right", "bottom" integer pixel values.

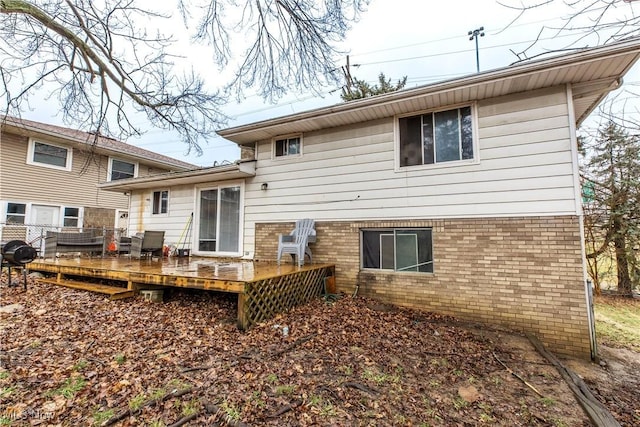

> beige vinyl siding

[
  {"left": 1, "top": 131, "right": 175, "bottom": 212},
  {"left": 241, "top": 86, "right": 575, "bottom": 254},
  {"left": 126, "top": 185, "right": 196, "bottom": 246},
  {"left": 1, "top": 132, "right": 124, "bottom": 208}
]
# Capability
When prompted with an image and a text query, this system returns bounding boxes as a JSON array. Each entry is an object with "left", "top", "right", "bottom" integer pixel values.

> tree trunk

[{"left": 614, "top": 232, "right": 633, "bottom": 297}]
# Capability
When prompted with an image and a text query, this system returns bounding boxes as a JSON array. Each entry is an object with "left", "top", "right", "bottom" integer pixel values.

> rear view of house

[
  {"left": 217, "top": 39, "right": 640, "bottom": 358},
  {"left": 99, "top": 38, "right": 640, "bottom": 358}
]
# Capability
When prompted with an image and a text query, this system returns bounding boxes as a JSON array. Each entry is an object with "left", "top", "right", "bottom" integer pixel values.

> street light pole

[{"left": 468, "top": 26, "right": 485, "bottom": 73}]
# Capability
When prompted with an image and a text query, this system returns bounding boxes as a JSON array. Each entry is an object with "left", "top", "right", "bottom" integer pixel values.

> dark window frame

[
  {"left": 361, "top": 228, "right": 434, "bottom": 273},
  {"left": 398, "top": 105, "right": 475, "bottom": 168}
]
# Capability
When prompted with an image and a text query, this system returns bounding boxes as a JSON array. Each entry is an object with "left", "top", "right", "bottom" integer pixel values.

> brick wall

[{"left": 256, "top": 216, "right": 591, "bottom": 358}]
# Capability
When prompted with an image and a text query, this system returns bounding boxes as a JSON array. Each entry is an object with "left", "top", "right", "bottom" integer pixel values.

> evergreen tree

[
  {"left": 582, "top": 121, "right": 640, "bottom": 297},
  {"left": 341, "top": 73, "right": 407, "bottom": 101}
]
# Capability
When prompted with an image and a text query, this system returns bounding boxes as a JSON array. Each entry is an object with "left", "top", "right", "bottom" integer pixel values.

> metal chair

[
  {"left": 130, "top": 230, "right": 165, "bottom": 259},
  {"left": 277, "top": 219, "right": 316, "bottom": 267}
]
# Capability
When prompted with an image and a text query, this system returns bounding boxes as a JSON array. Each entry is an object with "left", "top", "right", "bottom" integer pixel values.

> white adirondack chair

[{"left": 277, "top": 219, "right": 316, "bottom": 267}]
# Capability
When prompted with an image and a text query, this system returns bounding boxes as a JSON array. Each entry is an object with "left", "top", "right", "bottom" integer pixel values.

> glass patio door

[{"left": 197, "top": 185, "right": 241, "bottom": 254}]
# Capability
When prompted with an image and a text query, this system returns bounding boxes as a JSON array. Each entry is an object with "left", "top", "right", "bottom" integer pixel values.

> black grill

[{"left": 1, "top": 240, "right": 37, "bottom": 289}]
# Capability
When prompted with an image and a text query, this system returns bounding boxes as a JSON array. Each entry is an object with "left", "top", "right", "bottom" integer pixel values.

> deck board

[
  {"left": 28, "top": 257, "right": 335, "bottom": 329},
  {"left": 38, "top": 278, "right": 136, "bottom": 300}
]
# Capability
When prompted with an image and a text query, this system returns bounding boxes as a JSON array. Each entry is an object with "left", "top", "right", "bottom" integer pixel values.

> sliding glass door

[{"left": 197, "top": 184, "right": 241, "bottom": 254}]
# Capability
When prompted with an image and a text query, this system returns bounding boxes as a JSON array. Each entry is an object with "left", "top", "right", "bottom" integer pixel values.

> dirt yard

[{"left": 1, "top": 276, "right": 638, "bottom": 426}]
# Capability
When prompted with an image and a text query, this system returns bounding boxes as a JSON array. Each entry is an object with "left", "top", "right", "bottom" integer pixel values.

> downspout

[{"left": 566, "top": 84, "right": 597, "bottom": 359}]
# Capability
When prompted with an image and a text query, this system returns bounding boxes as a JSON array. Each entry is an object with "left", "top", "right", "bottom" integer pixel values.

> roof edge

[{"left": 218, "top": 37, "right": 640, "bottom": 142}]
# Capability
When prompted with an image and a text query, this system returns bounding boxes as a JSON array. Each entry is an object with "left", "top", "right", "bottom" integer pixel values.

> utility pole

[
  {"left": 468, "top": 26, "right": 485, "bottom": 73},
  {"left": 341, "top": 55, "right": 354, "bottom": 96}
]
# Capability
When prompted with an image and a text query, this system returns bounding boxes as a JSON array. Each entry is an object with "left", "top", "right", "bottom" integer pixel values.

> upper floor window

[
  {"left": 152, "top": 190, "right": 169, "bottom": 214},
  {"left": 5, "top": 203, "right": 26, "bottom": 224},
  {"left": 109, "top": 158, "right": 137, "bottom": 181},
  {"left": 27, "top": 139, "right": 72, "bottom": 171},
  {"left": 274, "top": 136, "right": 301, "bottom": 158},
  {"left": 399, "top": 106, "right": 474, "bottom": 167}
]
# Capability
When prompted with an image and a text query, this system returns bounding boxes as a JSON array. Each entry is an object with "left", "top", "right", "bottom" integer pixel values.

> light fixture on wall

[{"left": 261, "top": 183, "right": 268, "bottom": 191}]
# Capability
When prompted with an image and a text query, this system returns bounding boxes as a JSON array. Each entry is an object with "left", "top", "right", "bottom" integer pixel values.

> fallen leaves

[{"left": 0, "top": 274, "right": 634, "bottom": 426}]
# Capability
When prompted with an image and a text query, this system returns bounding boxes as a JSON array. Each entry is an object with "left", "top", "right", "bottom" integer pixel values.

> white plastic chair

[{"left": 277, "top": 219, "right": 316, "bottom": 267}]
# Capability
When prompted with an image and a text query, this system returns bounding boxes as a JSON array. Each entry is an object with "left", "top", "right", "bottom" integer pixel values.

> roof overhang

[
  {"left": 98, "top": 161, "right": 256, "bottom": 192},
  {"left": 218, "top": 38, "right": 640, "bottom": 145}
]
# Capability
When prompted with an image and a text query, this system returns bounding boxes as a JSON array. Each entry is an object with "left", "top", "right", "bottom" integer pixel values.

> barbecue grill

[{"left": 1, "top": 240, "right": 37, "bottom": 290}]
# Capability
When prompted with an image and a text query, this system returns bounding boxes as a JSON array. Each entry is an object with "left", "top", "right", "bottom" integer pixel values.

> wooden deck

[{"left": 28, "top": 257, "right": 335, "bottom": 329}]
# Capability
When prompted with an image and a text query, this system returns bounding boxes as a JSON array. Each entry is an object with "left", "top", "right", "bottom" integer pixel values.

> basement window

[{"left": 362, "top": 228, "right": 433, "bottom": 273}]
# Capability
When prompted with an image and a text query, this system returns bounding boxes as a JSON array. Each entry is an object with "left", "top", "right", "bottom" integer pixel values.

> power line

[
  {"left": 352, "top": 31, "right": 583, "bottom": 68},
  {"left": 347, "top": 11, "right": 582, "bottom": 58}
]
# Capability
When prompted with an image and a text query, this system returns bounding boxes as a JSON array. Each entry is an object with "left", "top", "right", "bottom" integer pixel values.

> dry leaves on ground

[{"left": 0, "top": 275, "right": 637, "bottom": 426}]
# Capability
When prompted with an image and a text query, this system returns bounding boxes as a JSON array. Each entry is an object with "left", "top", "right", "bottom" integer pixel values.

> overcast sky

[{"left": 14, "top": 0, "right": 640, "bottom": 167}]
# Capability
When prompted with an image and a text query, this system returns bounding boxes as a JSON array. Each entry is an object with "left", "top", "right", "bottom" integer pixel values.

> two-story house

[
  {"left": 98, "top": 38, "right": 640, "bottom": 357},
  {"left": 0, "top": 116, "right": 196, "bottom": 247}
]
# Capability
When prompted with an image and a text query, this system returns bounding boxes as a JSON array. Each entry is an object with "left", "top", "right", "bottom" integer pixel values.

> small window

[
  {"left": 6, "top": 203, "right": 26, "bottom": 224},
  {"left": 109, "top": 158, "right": 137, "bottom": 181},
  {"left": 63, "top": 207, "right": 80, "bottom": 227},
  {"left": 362, "top": 228, "right": 433, "bottom": 273},
  {"left": 274, "top": 136, "right": 301, "bottom": 157},
  {"left": 152, "top": 190, "right": 169, "bottom": 214},
  {"left": 399, "top": 106, "right": 474, "bottom": 167},
  {"left": 27, "top": 139, "right": 72, "bottom": 170}
]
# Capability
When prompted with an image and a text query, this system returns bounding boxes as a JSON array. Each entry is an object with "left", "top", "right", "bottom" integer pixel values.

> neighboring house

[
  {"left": 99, "top": 38, "right": 640, "bottom": 358},
  {"left": 0, "top": 116, "right": 196, "bottom": 248}
]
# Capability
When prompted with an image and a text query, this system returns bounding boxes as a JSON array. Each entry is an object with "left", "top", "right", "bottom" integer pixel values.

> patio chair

[
  {"left": 130, "top": 230, "right": 165, "bottom": 259},
  {"left": 277, "top": 219, "right": 316, "bottom": 267}
]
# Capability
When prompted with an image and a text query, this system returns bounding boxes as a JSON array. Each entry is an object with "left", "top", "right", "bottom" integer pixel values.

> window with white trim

[
  {"left": 27, "top": 139, "right": 72, "bottom": 171},
  {"left": 362, "top": 228, "right": 433, "bottom": 273},
  {"left": 274, "top": 136, "right": 301, "bottom": 158},
  {"left": 5, "top": 203, "right": 26, "bottom": 224},
  {"left": 63, "top": 207, "right": 80, "bottom": 227},
  {"left": 399, "top": 106, "right": 474, "bottom": 167},
  {"left": 152, "top": 190, "right": 169, "bottom": 214},
  {"left": 198, "top": 185, "right": 241, "bottom": 254},
  {"left": 109, "top": 158, "right": 137, "bottom": 181}
]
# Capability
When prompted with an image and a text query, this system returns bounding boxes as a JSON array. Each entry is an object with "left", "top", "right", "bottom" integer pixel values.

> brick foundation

[{"left": 256, "top": 216, "right": 591, "bottom": 358}]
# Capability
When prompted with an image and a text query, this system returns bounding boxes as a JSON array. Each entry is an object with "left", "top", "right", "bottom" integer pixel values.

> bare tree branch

[
  {"left": 499, "top": 0, "right": 640, "bottom": 61},
  {"left": 1, "top": 0, "right": 367, "bottom": 155}
]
